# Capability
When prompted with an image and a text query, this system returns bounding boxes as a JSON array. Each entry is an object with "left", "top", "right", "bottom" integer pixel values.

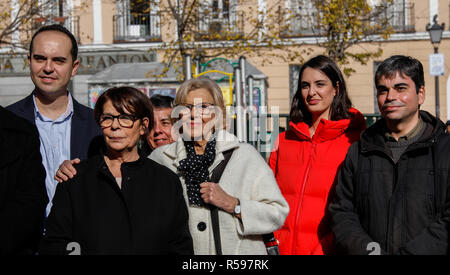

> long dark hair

[{"left": 290, "top": 55, "right": 353, "bottom": 124}]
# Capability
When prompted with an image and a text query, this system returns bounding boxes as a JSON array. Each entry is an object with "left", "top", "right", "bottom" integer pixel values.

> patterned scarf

[{"left": 178, "top": 137, "right": 216, "bottom": 206}]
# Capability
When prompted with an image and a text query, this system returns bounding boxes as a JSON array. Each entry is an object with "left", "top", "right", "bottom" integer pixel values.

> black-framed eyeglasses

[
  {"left": 99, "top": 114, "right": 138, "bottom": 128},
  {"left": 175, "top": 103, "right": 215, "bottom": 114}
]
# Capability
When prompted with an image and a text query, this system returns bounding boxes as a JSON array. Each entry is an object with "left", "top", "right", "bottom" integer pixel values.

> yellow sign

[{"left": 220, "top": 86, "right": 233, "bottom": 106}]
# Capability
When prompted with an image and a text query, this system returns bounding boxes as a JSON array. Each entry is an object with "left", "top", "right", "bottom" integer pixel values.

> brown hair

[{"left": 94, "top": 86, "right": 154, "bottom": 132}]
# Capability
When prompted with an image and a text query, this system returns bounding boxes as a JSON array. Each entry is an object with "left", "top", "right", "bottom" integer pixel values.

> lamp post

[{"left": 426, "top": 15, "right": 445, "bottom": 119}]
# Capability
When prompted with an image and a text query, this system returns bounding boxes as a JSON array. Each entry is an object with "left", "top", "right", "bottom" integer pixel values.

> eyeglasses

[
  {"left": 99, "top": 114, "right": 138, "bottom": 128},
  {"left": 176, "top": 103, "right": 215, "bottom": 115}
]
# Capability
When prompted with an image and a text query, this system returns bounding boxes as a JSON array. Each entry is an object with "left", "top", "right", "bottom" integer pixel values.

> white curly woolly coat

[{"left": 149, "top": 130, "right": 289, "bottom": 255}]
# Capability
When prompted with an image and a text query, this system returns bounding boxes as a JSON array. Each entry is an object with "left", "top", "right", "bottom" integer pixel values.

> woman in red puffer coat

[{"left": 269, "top": 55, "right": 366, "bottom": 255}]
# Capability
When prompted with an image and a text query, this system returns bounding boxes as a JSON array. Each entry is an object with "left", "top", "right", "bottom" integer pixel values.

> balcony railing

[
  {"left": 278, "top": 6, "right": 322, "bottom": 38},
  {"left": 279, "top": 2, "right": 415, "bottom": 38},
  {"left": 196, "top": 11, "right": 245, "bottom": 40},
  {"left": 113, "top": 13, "right": 161, "bottom": 43},
  {"left": 384, "top": 2, "right": 415, "bottom": 33},
  {"left": 32, "top": 16, "right": 80, "bottom": 42}
]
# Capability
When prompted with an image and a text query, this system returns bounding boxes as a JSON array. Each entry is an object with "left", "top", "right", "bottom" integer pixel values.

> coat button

[{"left": 197, "top": 222, "right": 207, "bottom": 231}]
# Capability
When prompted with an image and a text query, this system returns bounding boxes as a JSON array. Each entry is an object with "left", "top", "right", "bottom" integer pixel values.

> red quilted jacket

[{"left": 269, "top": 108, "right": 366, "bottom": 255}]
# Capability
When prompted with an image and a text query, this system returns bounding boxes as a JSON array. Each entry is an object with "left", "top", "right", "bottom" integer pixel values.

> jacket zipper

[
  {"left": 292, "top": 142, "right": 316, "bottom": 254},
  {"left": 385, "top": 156, "right": 398, "bottom": 255}
]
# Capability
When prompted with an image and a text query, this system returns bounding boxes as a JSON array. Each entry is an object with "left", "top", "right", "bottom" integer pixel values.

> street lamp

[{"left": 426, "top": 15, "right": 445, "bottom": 119}]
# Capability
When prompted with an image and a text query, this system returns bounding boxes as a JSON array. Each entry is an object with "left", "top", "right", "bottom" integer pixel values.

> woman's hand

[
  {"left": 54, "top": 158, "right": 80, "bottom": 183},
  {"left": 200, "top": 182, "right": 238, "bottom": 214}
]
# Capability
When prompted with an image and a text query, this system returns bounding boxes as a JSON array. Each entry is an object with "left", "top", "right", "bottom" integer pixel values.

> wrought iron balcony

[
  {"left": 279, "top": 2, "right": 415, "bottom": 38},
  {"left": 278, "top": 6, "right": 322, "bottom": 38},
  {"left": 196, "top": 11, "right": 245, "bottom": 40},
  {"left": 32, "top": 16, "right": 80, "bottom": 42},
  {"left": 384, "top": 2, "right": 415, "bottom": 33},
  {"left": 113, "top": 13, "right": 161, "bottom": 43}
]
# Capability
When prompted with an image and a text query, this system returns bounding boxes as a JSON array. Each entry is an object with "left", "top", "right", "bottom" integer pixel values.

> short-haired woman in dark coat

[{"left": 40, "top": 86, "right": 193, "bottom": 255}]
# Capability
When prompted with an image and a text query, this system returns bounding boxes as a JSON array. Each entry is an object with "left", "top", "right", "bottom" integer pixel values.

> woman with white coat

[{"left": 149, "top": 78, "right": 289, "bottom": 255}]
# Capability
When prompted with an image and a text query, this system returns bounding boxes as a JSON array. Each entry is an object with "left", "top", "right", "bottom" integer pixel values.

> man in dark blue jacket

[{"left": 7, "top": 24, "right": 101, "bottom": 217}]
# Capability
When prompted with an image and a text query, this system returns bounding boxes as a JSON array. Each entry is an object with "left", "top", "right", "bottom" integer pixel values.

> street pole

[
  {"left": 194, "top": 57, "right": 201, "bottom": 77},
  {"left": 239, "top": 56, "right": 247, "bottom": 142},
  {"left": 434, "top": 46, "right": 440, "bottom": 119},
  {"left": 426, "top": 15, "right": 445, "bottom": 119},
  {"left": 234, "top": 66, "right": 244, "bottom": 142},
  {"left": 248, "top": 76, "right": 255, "bottom": 145},
  {"left": 184, "top": 54, "right": 192, "bottom": 81}
]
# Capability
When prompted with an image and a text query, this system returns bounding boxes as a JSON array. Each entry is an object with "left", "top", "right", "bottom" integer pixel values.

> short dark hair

[
  {"left": 94, "top": 86, "right": 154, "bottom": 132},
  {"left": 29, "top": 24, "right": 78, "bottom": 61},
  {"left": 375, "top": 55, "right": 424, "bottom": 93},
  {"left": 290, "top": 55, "right": 353, "bottom": 124},
  {"left": 150, "top": 94, "right": 174, "bottom": 109}
]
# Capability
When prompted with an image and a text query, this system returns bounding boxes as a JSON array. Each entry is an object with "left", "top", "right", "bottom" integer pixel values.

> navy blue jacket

[{"left": 7, "top": 93, "right": 102, "bottom": 160}]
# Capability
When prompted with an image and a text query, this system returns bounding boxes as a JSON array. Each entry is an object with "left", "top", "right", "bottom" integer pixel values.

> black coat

[
  {"left": 7, "top": 92, "right": 102, "bottom": 160},
  {"left": 0, "top": 106, "right": 48, "bottom": 255},
  {"left": 39, "top": 154, "right": 193, "bottom": 255},
  {"left": 329, "top": 111, "right": 450, "bottom": 255}
]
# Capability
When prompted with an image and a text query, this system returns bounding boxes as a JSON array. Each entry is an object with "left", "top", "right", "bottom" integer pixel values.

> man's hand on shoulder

[{"left": 55, "top": 158, "right": 80, "bottom": 183}]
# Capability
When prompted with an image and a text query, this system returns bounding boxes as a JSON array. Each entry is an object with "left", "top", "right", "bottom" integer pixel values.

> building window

[
  {"left": 34, "top": 0, "right": 79, "bottom": 41},
  {"left": 114, "top": 0, "right": 161, "bottom": 43},
  {"left": 197, "top": 0, "right": 243, "bottom": 40},
  {"left": 381, "top": 0, "right": 415, "bottom": 33},
  {"left": 38, "top": 0, "right": 64, "bottom": 18},
  {"left": 281, "top": 0, "right": 320, "bottom": 38}
]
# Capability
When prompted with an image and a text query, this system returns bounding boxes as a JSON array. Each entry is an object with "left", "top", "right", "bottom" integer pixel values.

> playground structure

[{"left": 184, "top": 54, "right": 283, "bottom": 157}]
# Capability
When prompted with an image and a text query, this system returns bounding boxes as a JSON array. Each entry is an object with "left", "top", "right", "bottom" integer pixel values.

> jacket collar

[
  {"left": 360, "top": 110, "right": 446, "bottom": 154},
  {"left": 18, "top": 91, "right": 88, "bottom": 122},
  {"left": 33, "top": 91, "right": 74, "bottom": 122},
  {"left": 162, "top": 129, "right": 240, "bottom": 169},
  {"left": 289, "top": 107, "right": 366, "bottom": 142},
  {"left": 16, "top": 93, "right": 36, "bottom": 124}
]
